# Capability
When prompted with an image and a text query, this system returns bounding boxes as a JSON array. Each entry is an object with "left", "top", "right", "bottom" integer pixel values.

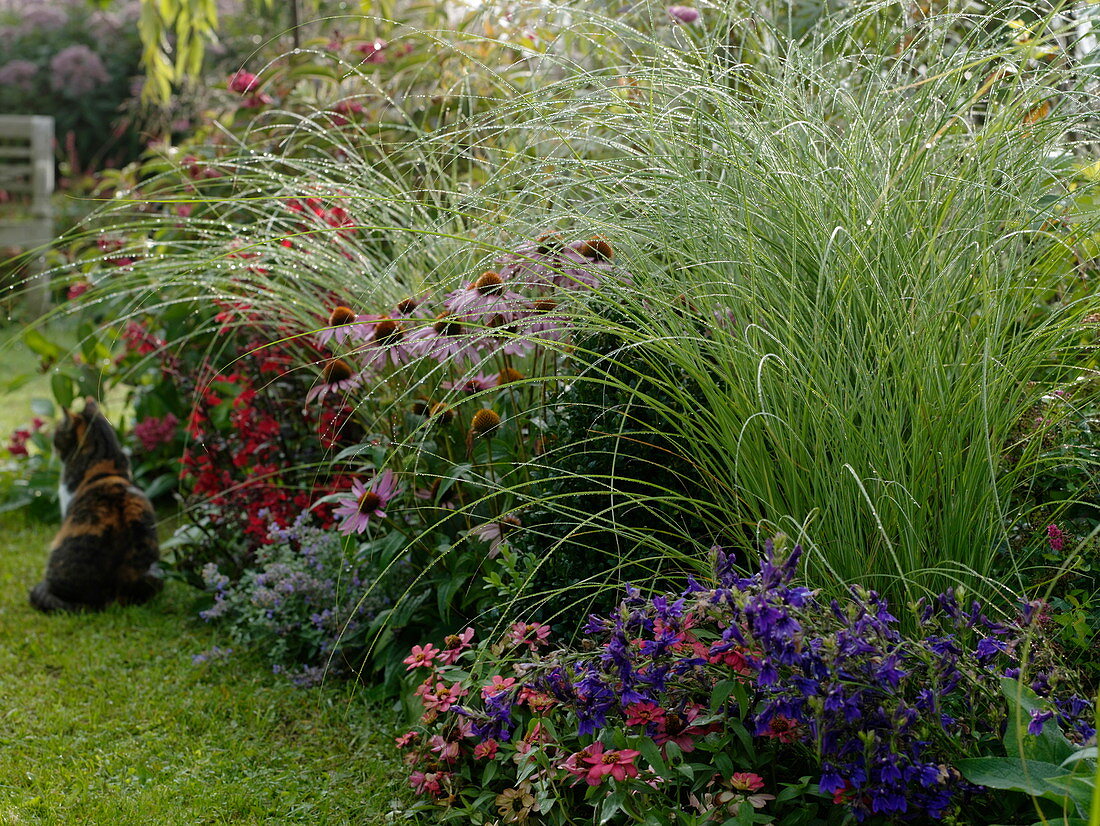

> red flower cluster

[
  {"left": 6, "top": 417, "right": 45, "bottom": 457},
  {"left": 181, "top": 336, "right": 357, "bottom": 549}
]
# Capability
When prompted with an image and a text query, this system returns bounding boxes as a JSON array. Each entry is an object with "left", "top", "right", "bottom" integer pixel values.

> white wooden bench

[{"left": 0, "top": 115, "right": 55, "bottom": 316}]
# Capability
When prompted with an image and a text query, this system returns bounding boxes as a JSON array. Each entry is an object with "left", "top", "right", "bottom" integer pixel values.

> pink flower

[
  {"left": 304, "top": 358, "right": 366, "bottom": 405},
  {"left": 1047, "top": 524, "right": 1066, "bottom": 552},
  {"left": 416, "top": 679, "right": 468, "bottom": 713},
  {"left": 228, "top": 70, "right": 259, "bottom": 93},
  {"left": 470, "top": 516, "right": 522, "bottom": 559},
  {"left": 473, "top": 739, "right": 499, "bottom": 760},
  {"left": 581, "top": 742, "right": 641, "bottom": 786},
  {"left": 730, "top": 772, "right": 765, "bottom": 792},
  {"left": 428, "top": 734, "right": 460, "bottom": 763},
  {"left": 395, "top": 731, "right": 419, "bottom": 748},
  {"left": 132, "top": 413, "right": 179, "bottom": 453},
  {"left": 443, "top": 271, "right": 527, "bottom": 325},
  {"left": 506, "top": 621, "right": 551, "bottom": 649},
  {"left": 333, "top": 469, "right": 401, "bottom": 534},
  {"left": 667, "top": 5, "right": 700, "bottom": 23},
  {"left": 438, "top": 627, "right": 475, "bottom": 665},
  {"left": 624, "top": 701, "right": 666, "bottom": 727},
  {"left": 67, "top": 281, "right": 90, "bottom": 300},
  {"left": 481, "top": 675, "right": 517, "bottom": 699},
  {"left": 403, "top": 643, "right": 440, "bottom": 670},
  {"left": 356, "top": 39, "right": 389, "bottom": 63},
  {"left": 441, "top": 371, "right": 500, "bottom": 395}
]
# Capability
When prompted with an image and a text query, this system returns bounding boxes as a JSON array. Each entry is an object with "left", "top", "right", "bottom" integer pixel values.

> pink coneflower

[
  {"left": 442, "top": 371, "right": 500, "bottom": 395},
  {"left": 359, "top": 316, "right": 413, "bottom": 369},
  {"left": 470, "top": 515, "right": 520, "bottom": 558},
  {"left": 552, "top": 238, "right": 621, "bottom": 290},
  {"left": 316, "top": 306, "right": 375, "bottom": 346},
  {"left": 406, "top": 313, "right": 484, "bottom": 364},
  {"left": 333, "top": 469, "right": 401, "bottom": 534},
  {"left": 444, "top": 271, "right": 527, "bottom": 325},
  {"left": 305, "top": 358, "right": 365, "bottom": 405}
]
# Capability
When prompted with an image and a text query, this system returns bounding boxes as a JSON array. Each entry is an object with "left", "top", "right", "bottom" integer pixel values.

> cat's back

[{"left": 31, "top": 399, "right": 161, "bottom": 613}]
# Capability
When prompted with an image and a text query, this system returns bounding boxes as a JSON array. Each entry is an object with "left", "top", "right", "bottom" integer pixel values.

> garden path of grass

[{"left": 0, "top": 512, "right": 413, "bottom": 825}]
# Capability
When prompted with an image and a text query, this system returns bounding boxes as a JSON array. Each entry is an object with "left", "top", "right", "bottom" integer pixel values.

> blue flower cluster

[
  {"left": 449, "top": 537, "right": 1095, "bottom": 824},
  {"left": 197, "top": 509, "right": 401, "bottom": 679}
]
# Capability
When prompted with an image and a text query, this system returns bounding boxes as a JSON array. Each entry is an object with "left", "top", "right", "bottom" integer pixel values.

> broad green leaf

[
  {"left": 22, "top": 328, "right": 61, "bottom": 360},
  {"left": 1001, "top": 677, "right": 1076, "bottom": 765},
  {"left": 49, "top": 374, "right": 74, "bottom": 410},
  {"left": 957, "top": 756, "right": 1065, "bottom": 798}
]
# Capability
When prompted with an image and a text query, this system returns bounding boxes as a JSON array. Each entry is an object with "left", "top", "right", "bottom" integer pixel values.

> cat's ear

[{"left": 81, "top": 397, "right": 99, "bottom": 418}]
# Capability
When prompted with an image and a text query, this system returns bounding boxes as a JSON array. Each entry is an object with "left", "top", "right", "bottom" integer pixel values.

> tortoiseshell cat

[{"left": 29, "top": 398, "right": 162, "bottom": 613}]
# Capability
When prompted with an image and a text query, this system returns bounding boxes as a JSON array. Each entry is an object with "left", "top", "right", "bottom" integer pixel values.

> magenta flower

[
  {"left": 481, "top": 675, "right": 517, "bottom": 699},
  {"left": 439, "top": 627, "right": 475, "bottom": 665},
  {"left": 1047, "top": 524, "right": 1066, "bottom": 552},
  {"left": 581, "top": 742, "right": 642, "bottom": 786},
  {"left": 624, "top": 700, "right": 667, "bottom": 727},
  {"left": 667, "top": 5, "right": 700, "bottom": 24},
  {"left": 473, "top": 739, "right": 499, "bottom": 760},
  {"left": 228, "top": 70, "right": 260, "bottom": 93},
  {"left": 442, "top": 371, "right": 500, "bottom": 394},
  {"left": 333, "top": 469, "right": 401, "bottom": 534},
  {"left": 403, "top": 643, "right": 441, "bottom": 670},
  {"left": 730, "top": 772, "right": 766, "bottom": 792},
  {"left": 506, "top": 621, "right": 551, "bottom": 649}
]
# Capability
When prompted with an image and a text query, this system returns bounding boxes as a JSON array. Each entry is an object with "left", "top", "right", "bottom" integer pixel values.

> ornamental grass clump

[{"left": 399, "top": 538, "right": 1093, "bottom": 824}]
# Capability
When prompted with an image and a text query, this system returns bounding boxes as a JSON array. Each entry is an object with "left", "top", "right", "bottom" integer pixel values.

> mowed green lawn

[
  {"left": 0, "top": 512, "right": 413, "bottom": 824},
  {"left": 0, "top": 328, "right": 414, "bottom": 823}
]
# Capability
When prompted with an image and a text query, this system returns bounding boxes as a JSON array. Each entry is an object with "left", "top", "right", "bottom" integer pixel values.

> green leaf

[
  {"left": 31, "top": 397, "right": 56, "bottom": 419},
  {"left": 710, "top": 679, "right": 741, "bottom": 714},
  {"left": 957, "top": 756, "right": 1066, "bottom": 798},
  {"left": 636, "top": 737, "right": 667, "bottom": 778},
  {"left": 1001, "top": 677, "right": 1077, "bottom": 765},
  {"left": 50, "top": 373, "right": 75, "bottom": 411},
  {"left": 22, "top": 328, "right": 61, "bottom": 361}
]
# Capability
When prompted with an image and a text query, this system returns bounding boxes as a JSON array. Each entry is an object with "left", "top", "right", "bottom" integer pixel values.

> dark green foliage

[{"left": 517, "top": 326, "right": 715, "bottom": 629}]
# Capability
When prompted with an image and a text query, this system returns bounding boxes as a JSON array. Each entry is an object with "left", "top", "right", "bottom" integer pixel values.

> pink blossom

[
  {"left": 1047, "top": 524, "right": 1066, "bottom": 552},
  {"left": 416, "top": 679, "right": 468, "bottom": 713},
  {"left": 624, "top": 701, "right": 667, "bottom": 727},
  {"left": 428, "top": 734, "right": 460, "bottom": 763},
  {"left": 473, "top": 739, "right": 499, "bottom": 760},
  {"left": 333, "top": 469, "right": 401, "bottom": 534},
  {"left": 730, "top": 772, "right": 765, "bottom": 792},
  {"left": 580, "top": 742, "right": 641, "bottom": 786},
  {"left": 438, "top": 627, "right": 475, "bottom": 665},
  {"left": 67, "top": 280, "right": 90, "bottom": 300},
  {"left": 228, "top": 70, "right": 259, "bottom": 93},
  {"left": 481, "top": 675, "right": 517, "bottom": 699},
  {"left": 395, "top": 731, "right": 418, "bottom": 748},
  {"left": 132, "top": 413, "right": 179, "bottom": 453},
  {"left": 506, "top": 621, "right": 551, "bottom": 649},
  {"left": 403, "top": 643, "right": 441, "bottom": 670},
  {"left": 667, "top": 5, "right": 700, "bottom": 23}
]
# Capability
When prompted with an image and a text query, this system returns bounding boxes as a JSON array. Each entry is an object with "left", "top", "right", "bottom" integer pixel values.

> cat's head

[{"left": 53, "top": 397, "right": 107, "bottom": 461}]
